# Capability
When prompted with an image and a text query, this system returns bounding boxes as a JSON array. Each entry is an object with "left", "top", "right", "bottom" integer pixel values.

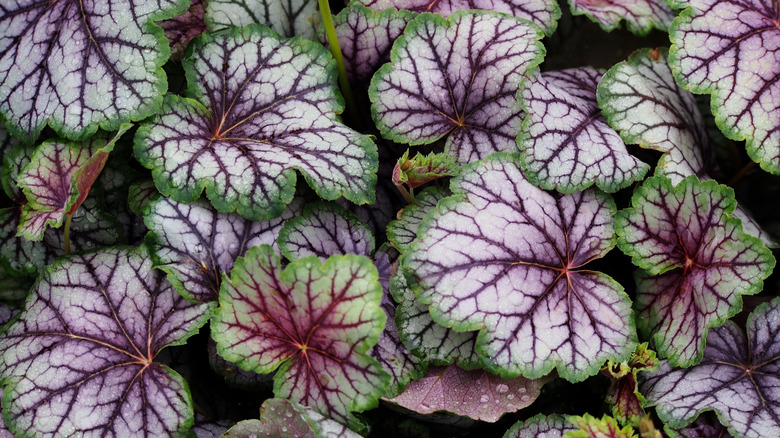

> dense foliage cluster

[{"left": 0, "top": 0, "right": 778, "bottom": 437}]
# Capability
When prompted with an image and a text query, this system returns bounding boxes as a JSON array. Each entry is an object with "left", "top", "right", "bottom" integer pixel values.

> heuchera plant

[{"left": 0, "top": 0, "right": 778, "bottom": 436}]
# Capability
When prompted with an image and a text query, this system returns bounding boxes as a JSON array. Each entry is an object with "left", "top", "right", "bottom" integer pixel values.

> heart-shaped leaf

[
  {"left": 0, "top": 246, "right": 212, "bottom": 437},
  {"left": 669, "top": 0, "right": 780, "bottom": 174},
  {"left": 641, "top": 297, "right": 780, "bottom": 438},
  {"left": 504, "top": 414, "right": 577, "bottom": 438},
  {"left": 278, "top": 202, "right": 374, "bottom": 263},
  {"left": 404, "top": 153, "right": 636, "bottom": 381},
  {"left": 567, "top": 0, "right": 674, "bottom": 35},
  {"left": 160, "top": 0, "right": 207, "bottom": 61},
  {"left": 134, "top": 25, "right": 377, "bottom": 221},
  {"left": 616, "top": 175, "right": 775, "bottom": 367},
  {"left": 144, "top": 195, "right": 303, "bottom": 303},
  {"left": 333, "top": 4, "right": 415, "bottom": 88},
  {"left": 386, "top": 365, "right": 543, "bottom": 422},
  {"left": 357, "top": 0, "right": 561, "bottom": 36},
  {"left": 387, "top": 186, "right": 449, "bottom": 253},
  {"left": 518, "top": 67, "right": 649, "bottom": 193},
  {"left": 222, "top": 398, "right": 362, "bottom": 438},
  {"left": 370, "top": 11, "right": 545, "bottom": 163},
  {"left": 206, "top": 0, "right": 321, "bottom": 40},
  {"left": 17, "top": 124, "right": 130, "bottom": 240},
  {"left": 0, "top": 0, "right": 181, "bottom": 143},
  {"left": 598, "top": 48, "right": 716, "bottom": 184},
  {"left": 211, "top": 245, "right": 389, "bottom": 427}
]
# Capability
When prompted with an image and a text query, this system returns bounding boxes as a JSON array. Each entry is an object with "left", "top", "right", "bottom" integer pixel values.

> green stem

[
  {"left": 394, "top": 182, "right": 415, "bottom": 204},
  {"left": 63, "top": 214, "right": 73, "bottom": 255},
  {"left": 319, "top": 0, "right": 358, "bottom": 126}
]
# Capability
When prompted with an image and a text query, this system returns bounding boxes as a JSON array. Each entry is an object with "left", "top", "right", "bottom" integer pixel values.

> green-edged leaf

[
  {"left": 357, "top": 0, "right": 560, "bottom": 36},
  {"left": 135, "top": 25, "right": 377, "bottom": 221},
  {"left": 567, "top": 0, "right": 674, "bottom": 35},
  {"left": 0, "top": 0, "right": 183, "bottom": 143},
  {"left": 0, "top": 246, "right": 212, "bottom": 437},
  {"left": 518, "top": 67, "right": 649, "bottom": 193},
  {"left": 144, "top": 195, "right": 303, "bottom": 303},
  {"left": 615, "top": 175, "right": 775, "bottom": 367},
  {"left": 278, "top": 202, "right": 374, "bottom": 263},
  {"left": 404, "top": 153, "right": 637, "bottom": 381},
  {"left": 17, "top": 124, "right": 130, "bottom": 240},
  {"left": 504, "top": 414, "right": 577, "bottom": 438},
  {"left": 669, "top": 0, "right": 780, "bottom": 174},
  {"left": 386, "top": 365, "right": 544, "bottom": 422},
  {"left": 369, "top": 11, "right": 545, "bottom": 163},
  {"left": 206, "top": 0, "right": 321, "bottom": 40},
  {"left": 211, "top": 245, "right": 389, "bottom": 428},
  {"left": 642, "top": 298, "right": 780, "bottom": 438},
  {"left": 387, "top": 186, "right": 450, "bottom": 253}
]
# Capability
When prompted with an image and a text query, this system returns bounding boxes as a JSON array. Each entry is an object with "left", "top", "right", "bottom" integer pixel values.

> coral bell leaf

[
  {"left": 0, "top": 0, "right": 182, "bottom": 143},
  {"left": 504, "top": 414, "right": 577, "bottom": 438},
  {"left": 642, "top": 298, "right": 780, "bottom": 438},
  {"left": 369, "top": 11, "right": 545, "bottom": 163},
  {"left": 668, "top": 0, "right": 780, "bottom": 174},
  {"left": 518, "top": 67, "right": 649, "bottom": 193},
  {"left": 17, "top": 124, "right": 131, "bottom": 240},
  {"left": 567, "top": 0, "right": 674, "bottom": 35},
  {"left": 211, "top": 245, "right": 389, "bottom": 428},
  {"left": 0, "top": 246, "right": 212, "bottom": 437},
  {"left": 206, "top": 0, "right": 321, "bottom": 40},
  {"left": 134, "top": 25, "right": 377, "bottom": 221},
  {"left": 615, "top": 175, "right": 775, "bottom": 367},
  {"left": 404, "top": 153, "right": 637, "bottom": 381}
]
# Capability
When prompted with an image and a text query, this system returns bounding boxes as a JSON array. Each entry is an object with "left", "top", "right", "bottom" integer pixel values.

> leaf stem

[
  {"left": 727, "top": 161, "right": 756, "bottom": 186},
  {"left": 63, "top": 214, "right": 73, "bottom": 254},
  {"left": 319, "top": 0, "right": 358, "bottom": 126},
  {"left": 394, "top": 182, "right": 415, "bottom": 204}
]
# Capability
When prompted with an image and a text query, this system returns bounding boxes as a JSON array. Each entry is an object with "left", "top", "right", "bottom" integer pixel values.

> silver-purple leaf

[
  {"left": 134, "top": 25, "right": 377, "bottom": 221},
  {"left": 370, "top": 11, "right": 545, "bottom": 164},
  {"left": 391, "top": 269, "right": 481, "bottom": 367},
  {"left": 518, "top": 67, "right": 649, "bottom": 193},
  {"left": 0, "top": 0, "right": 181, "bottom": 142},
  {"left": 503, "top": 414, "right": 576, "bottom": 438},
  {"left": 0, "top": 246, "right": 212, "bottom": 437},
  {"left": 616, "top": 176, "right": 775, "bottom": 367},
  {"left": 404, "top": 153, "right": 636, "bottom": 381},
  {"left": 669, "top": 0, "right": 780, "bottom": 174},
  {"left": 357, "top": 0, "right": 560, "bottom": 36},
  {"left": 387, "top": 186, "right": 449, "bottom": 253},
  {"left": 567, "top": 0, "right": 674, "bottom": 35},
  {"left": 598, "top": 48, "right": 716, "bottom": 184},
  {"left": 642, "top": 297, "right": 780, "bottom": 438},
  {"left": 599, "top": 48, "right": 776, "bottom": 248},
  {"left": 278, "top": 202, "right": 374, "bottom": 262},
  {"left": 332, "top": 4, "right": 415, "bottom": 88},
  {"left": 206, "top": 0, "right": 321, "bottom": 40},
  {"left": 144, "top": 195, "right": 303, "bottom": 303},
  {"left": 386, "top": 365, "right": 544, "bottom": 422}
]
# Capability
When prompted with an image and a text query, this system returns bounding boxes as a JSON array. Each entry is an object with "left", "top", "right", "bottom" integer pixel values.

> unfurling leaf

[
  {"left": 602, "top": 343, "right": 659, "bottom": 425},
  {"left": 135, "top": 25, "right": 377, "bottom": 221},
  {"left": 616, "top": 176, "right": 775, "bottom": 367},
  {"left": 0, "top": 246, "right": 212, "bottom": 437},
  {"left": 393, "top": 150, "right": 458, "bottom": 201},
  {"left": 211, "top": 245, "right": 389, "bottom": 427},
  {"left": 564, "top": 414, "right": 638, "bottom": 438},
  {"left": 404, "top": 153, "right": 636, "bottom": 381},
  {"left": 642, "top": 297, "right": 780, "bottom": 438}
]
